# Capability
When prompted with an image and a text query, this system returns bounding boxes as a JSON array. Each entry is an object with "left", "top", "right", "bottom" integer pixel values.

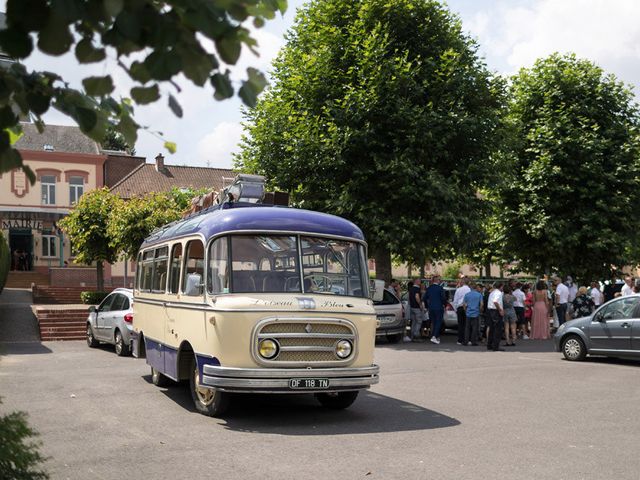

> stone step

[
  {"left": 40, "top": 325, "right": 87, "bottom": 333},
  {"left": 42, "top": 334, "right": 86, "bottom": 341}
]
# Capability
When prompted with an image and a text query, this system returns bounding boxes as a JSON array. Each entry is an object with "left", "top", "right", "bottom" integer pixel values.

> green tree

[
  {"left": 101, "top": 127, "right": 136, "bottom": 155},
  {"left": 237, "top": 0, "right": 505, "bottom": 282},
  {"left": 0, "top": 0, "right": 286, "bottom": 181},
  {"left": 108, "top": 188, "right": 205, "bottom": 261},
  {"left": 496, "top": 53, "right": 640, "bottom": 281},
  {"left": 0, "top": 398, "right": 49, "bottom": 479},
  {"left": 59, "top": 188, "right": 121, "bottom": 290}
]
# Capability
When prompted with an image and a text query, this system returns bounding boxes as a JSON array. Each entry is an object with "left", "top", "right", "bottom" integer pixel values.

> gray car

[
  {"left": 554, "top": 294, "right": 640, "bottom": 361},
  {"left": 375, "top": 288, "right": 405, "bottom": 343},
  {"left": 86, "top": 288, "right": 134, "bottom": 356}
]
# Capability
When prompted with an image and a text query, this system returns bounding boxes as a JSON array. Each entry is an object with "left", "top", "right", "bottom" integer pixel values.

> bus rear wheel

[
  {"left": 315, "top": 391, "right": 359, "bottom": 410},
  {"left": 189, "top": 359, "right": 229, "bottom": 417}
]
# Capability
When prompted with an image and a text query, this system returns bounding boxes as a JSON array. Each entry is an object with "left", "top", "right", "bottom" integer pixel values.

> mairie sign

[{"left": 1, "top": 218, "right": 44, "bottom": 230}]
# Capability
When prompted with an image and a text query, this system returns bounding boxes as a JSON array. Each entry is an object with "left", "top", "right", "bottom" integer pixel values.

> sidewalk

[{"left": 0, "top": 287, "right": 41, "bottom": 343}]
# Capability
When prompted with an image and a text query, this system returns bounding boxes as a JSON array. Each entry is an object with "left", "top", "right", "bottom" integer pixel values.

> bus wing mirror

[{"left": 370, "top": 279, "right": 385, "bottom": 302}]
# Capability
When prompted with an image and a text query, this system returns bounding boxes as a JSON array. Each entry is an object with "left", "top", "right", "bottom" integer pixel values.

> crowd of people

[{"left": 395, "top": 273, "right": 640, "bottom": 350}]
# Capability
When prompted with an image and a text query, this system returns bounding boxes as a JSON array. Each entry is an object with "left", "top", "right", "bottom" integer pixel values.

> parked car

[
  {"left": 554, "top": 294, "right": 640, "bottom": 361},
  {"left": 442, "top": 286, "right": 458, "bottom": 329},
  {"left": 86, "top": 288, "right": 134, "bottom": 356},
  {"left": 375, "top": 288, "right": 405, "bottom": 343}
]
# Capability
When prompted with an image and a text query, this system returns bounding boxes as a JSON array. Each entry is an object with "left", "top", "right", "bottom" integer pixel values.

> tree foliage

[
  {"left": 0, "top": 398, "right": 49, "bottom": 480},
  {"left": 0, "top": 0, "right": 287, "bottom": 180},
  {"left": 108, "top": 187, "right": 205, "bottom": 260},
  {"left": 59, "top": 187, "right": 120, "bottom": 290},
  {"left": 237, "top": 0, "right": 506, "bottom": 281},
  {"left": 101, "top": 126, "right": 135, "bottom": 155},
  {"left": 496, "top": 53, "right": 640, "bottom": 281}
]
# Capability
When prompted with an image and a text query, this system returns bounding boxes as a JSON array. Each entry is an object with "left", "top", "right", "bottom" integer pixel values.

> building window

[
  {"left": 41, "top": 175, "right": 56, "bottom": 205},
  {"left": 42, "top": 235, "right": 57, "bottom": 258},
  {"left": 69, "top": 176, "right": 84, "bottom": 205}
]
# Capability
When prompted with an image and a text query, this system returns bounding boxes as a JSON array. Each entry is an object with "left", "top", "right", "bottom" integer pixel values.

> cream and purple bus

[{"left": 131, "top": 177, "right": 380, "bottom": 416}]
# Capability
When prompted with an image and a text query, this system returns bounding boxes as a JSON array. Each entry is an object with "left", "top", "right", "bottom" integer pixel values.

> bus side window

[
  {"left": 207, "top": 237, "right": 229, "bottom": 294},
  {"left": 153, "top": 246, "right": 168, "bottom": 292},
  {"left": 141, "top": 250, "right": 154, "bottom": 292},
  {"left": 182, "top": 240, "right": 205, "bottom": 296},
  {"left": 169, "top": 243, "right": 183, "bottom": 294}
]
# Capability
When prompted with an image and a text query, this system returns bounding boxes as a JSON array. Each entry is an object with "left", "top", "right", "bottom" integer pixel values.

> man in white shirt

[
  {"left": 590, "top": 281, "right": 603, "bottom": 306},
  {"left": 621, "top": 276, "right": 633, "bottom": 296},
  {"left": 553, "top": 276, "right": 569, "bottom": 325},
  {"left": 453, "top": 277, "right": 471, "bottom": 345},
  {"left": 487, "top": 282, "right": 505, "bottom": 351},
  {"left": 513, "top": 283, "right": 527, "bottom": 339}
]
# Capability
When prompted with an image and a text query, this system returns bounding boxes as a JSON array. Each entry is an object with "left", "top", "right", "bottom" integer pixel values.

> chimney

[{"left": 155, "top": 153, "right": 165, "bottom": 172}]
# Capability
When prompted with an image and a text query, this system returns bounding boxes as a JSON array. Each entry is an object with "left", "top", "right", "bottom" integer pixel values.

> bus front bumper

[{"left": 201, "top": 364, "right": 380, "bottom": 393}]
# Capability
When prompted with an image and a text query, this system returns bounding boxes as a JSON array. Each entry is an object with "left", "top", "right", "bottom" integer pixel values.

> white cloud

[
  {"left": 465, "top": 0, "right": 640, "bottom": 90},
  {"left": 196, "top": 121, "right": 244, "bottom": 169}
]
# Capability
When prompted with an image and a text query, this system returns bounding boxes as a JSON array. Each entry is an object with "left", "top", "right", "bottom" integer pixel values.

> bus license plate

[{"left": 289, "top": 378, "right": 330, "bottom": 389}]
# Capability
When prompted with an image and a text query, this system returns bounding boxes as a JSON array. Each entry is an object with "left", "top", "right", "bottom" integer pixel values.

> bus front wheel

[
  {"left": 315, "top": 391, "right": 359, "bottom": 410},
  {"left": 189, "top": 359, "right": 229, "bottom": 417}
]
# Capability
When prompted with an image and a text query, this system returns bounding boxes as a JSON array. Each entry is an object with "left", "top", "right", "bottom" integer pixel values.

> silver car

[
  {"left": 375, "top": 288, "right": 405, "bottom": 343},
  {"left": 554, "top": 294, "right": 640, "bottom": 361},
  {"left": 86, "top": 288, "right": 134, "bottom": 356}
]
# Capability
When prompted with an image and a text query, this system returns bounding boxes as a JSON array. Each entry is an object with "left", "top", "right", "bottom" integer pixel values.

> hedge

[
  {"left": 80, "top": 291, "right": 109, "bottom": 305},
  {"left": 0, "top": 232, "right": 9, "bottom": 295}
]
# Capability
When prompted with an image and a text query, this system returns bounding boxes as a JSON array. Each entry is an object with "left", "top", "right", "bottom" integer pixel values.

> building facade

[{"left": 0, "top": 124, "right": 106, "bottom": 274}]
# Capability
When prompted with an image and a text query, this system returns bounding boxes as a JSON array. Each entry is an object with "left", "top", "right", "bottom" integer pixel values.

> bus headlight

[
  {"left": 335, "top": 339, "right": 353, "bottom": 359},
  {"left": 258, "top": 339, "right": 279, "bottom": 359}
]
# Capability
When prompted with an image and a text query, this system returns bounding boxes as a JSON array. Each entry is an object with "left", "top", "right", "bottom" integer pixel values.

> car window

[
  {"left": 121, "top": 296, "right": 130, "bottom": 311},
  {"left": 99, "top": 294, "right": 116, "bottom": 312},
  {"left": 110, "top": 294, "right": 127, "bottom": 311},
  {"left": 375, "top": 289, "right": 400, "bottom": 305},
  {"left": 597, "top": 297, "right": 640, "bottom": 320}
]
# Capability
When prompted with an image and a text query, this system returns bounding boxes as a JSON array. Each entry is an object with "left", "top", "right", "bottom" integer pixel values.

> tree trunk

[
  {"left": 372, "top": 245, "right": 392, "bottom": 285},
  {"left": 419, "top": 257, "right": 426, "bottom": 279},
  {"left": 484, "top": 259, "right": 492, "bottom": 279},
  {"left": 96, "top": 260, "right": 104, "bottom": 291}
]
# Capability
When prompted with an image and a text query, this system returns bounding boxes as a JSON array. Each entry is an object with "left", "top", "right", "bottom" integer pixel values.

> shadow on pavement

[
  {"left": 0, "top": 342, "right": 53, "bottom": 355},
  {"left": 149, "top": 378, "right": 460, "bottom": 435}
]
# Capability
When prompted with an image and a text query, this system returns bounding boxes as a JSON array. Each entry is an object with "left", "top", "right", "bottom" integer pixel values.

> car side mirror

[
  {"left": 594, "top": 312, "right": 604, "bottom": 322},
  {"left": 88, "top": 305, "right": 96, "bottom": 313}
]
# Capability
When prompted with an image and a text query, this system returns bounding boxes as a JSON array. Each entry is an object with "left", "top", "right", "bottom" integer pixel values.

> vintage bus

[{"left": 131, "top": 176, "right": 381, "bottom": 416}]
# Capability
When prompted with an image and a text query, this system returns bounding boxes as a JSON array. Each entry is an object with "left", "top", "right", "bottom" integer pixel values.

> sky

[{"left": 9, "top": 0, "right": 640, "bottom": 168}]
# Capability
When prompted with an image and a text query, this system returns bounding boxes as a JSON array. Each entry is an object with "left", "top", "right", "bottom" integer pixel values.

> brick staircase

[
  {"left": 5, "top": 271, "right": 50, "bottom": 288},
  {"left": 32, "top": 286, "right": 114, "bottom": 304},
  {"left": 35, "top": 307, "right": 89, "bottom": 341}
]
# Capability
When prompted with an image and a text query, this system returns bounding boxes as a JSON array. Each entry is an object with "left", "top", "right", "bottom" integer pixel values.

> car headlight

[
  {"left": 335, "top": 339, "right": 353, "bottom": 359},
  {"left": 258, "top": 339, "right": 279, "bottom": 359},
  {"left": 556, "top": 323, "right": 566, "bottom": 334}
]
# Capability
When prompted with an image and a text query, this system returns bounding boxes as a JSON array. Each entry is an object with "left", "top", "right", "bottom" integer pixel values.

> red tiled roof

[
  {"left": 109, "top": 163, "right": 235, "bottom": 198},
  {"left": 103, "top": 153, "right": 146, "bottom": 187}
]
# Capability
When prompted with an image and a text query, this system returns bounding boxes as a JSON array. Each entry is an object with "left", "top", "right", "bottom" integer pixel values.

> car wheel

[
  {"left": 386, "top": 333, "right": 403, "bottom": 344},
  {"left": 315, "top": 391, "right": 359, "bottom": 410},
  {"left": 86, "top": 324, "right": 98, "bottom": 348},
  {"left": 114, "top": 329, "right": 130, "bottom": 357},
  {"left": 151, "top": 367, "right": 171, "bottom": 387},
  {"left": 562, "top": 335, "right": 587, "bottom": 361},
  {"left": 189, "top": 358, "right": 229, "bottom": 417}
]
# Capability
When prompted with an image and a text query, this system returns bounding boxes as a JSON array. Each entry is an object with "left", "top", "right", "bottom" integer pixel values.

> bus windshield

[{"left": 212, "top": 234, "right": 367, "bottom": 297}]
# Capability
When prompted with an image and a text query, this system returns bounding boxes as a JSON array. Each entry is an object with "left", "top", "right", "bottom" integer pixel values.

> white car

[{"left": 86, "top": 288, "right": 134, "bottom": 356}]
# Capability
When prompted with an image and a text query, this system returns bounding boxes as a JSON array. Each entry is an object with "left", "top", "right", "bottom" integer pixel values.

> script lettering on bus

[
  {"left": 252, "top": 299, "right": 294, "bottom": 307},
  {"left": 319, "top": 300, "right": 346, "bottom": 308}
]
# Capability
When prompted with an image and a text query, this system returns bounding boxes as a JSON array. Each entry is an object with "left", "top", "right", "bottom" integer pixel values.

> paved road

[
  {"left": 0, "top": 287, "right": 40, "bottom": 342},
  {"left": 1, "top": 332, "right": 639, "bottom": 480}
]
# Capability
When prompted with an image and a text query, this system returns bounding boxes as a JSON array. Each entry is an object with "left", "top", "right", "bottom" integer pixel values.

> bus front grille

[{"left": 252, "top": 318, "right": 357, "bottom": 366}]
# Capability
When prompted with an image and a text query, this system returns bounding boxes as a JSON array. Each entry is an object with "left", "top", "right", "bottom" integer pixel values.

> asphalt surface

[{"left": 1, "top": 288, "right": 639, "bottom": 479}]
